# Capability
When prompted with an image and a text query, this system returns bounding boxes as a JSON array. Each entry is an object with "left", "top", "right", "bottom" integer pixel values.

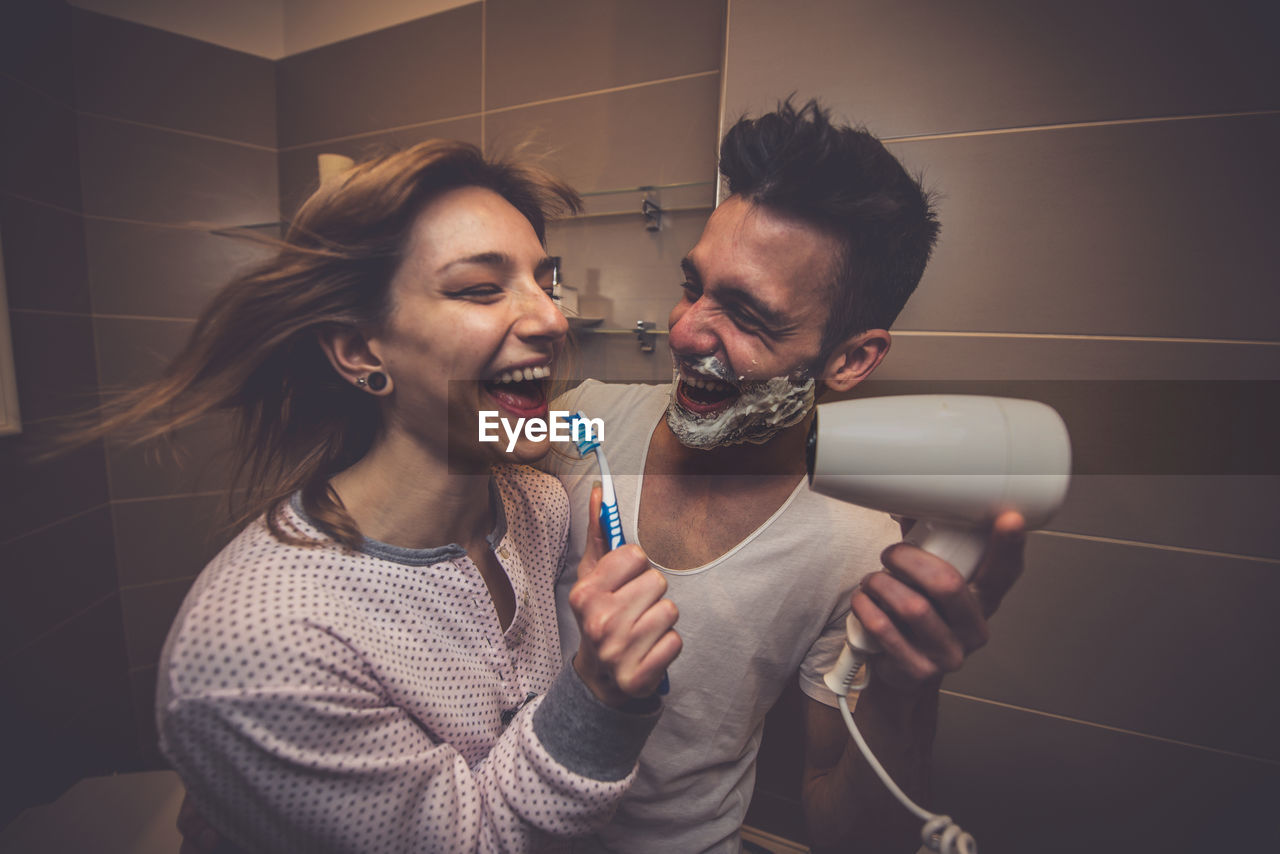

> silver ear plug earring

[{"left": 356, "top": 376, "right": 368, "bottom": 387}]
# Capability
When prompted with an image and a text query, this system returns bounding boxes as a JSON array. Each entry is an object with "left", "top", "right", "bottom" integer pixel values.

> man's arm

[
  {"left": 800, "top": 512, "right": 1026, "bottom": 852},
  {"left": 802, "top": 680, "right": 939, "bottom": 852}
]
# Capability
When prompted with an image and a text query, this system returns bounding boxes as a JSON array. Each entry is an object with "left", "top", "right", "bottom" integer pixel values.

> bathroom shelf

[{"left": 564, "top": 180, "right": 716, "bottom": 220}]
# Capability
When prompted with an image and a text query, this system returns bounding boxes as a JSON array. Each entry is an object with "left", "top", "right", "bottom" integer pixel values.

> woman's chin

[{"left": 495, "top": 436, "right": 553, "bottom": 466}]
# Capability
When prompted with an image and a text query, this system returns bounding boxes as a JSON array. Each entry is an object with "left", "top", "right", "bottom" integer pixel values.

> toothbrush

[
  {"left": 565, "top": 411, "right": 669, "bottom": 695},
  {"left": 567, "top": 411, "right": 625, "bottom": 551}
]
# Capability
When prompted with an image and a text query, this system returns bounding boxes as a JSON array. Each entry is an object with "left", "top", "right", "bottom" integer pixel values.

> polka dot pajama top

[{"left": 157, "top": 465, "right": 659, "bottom": 853}]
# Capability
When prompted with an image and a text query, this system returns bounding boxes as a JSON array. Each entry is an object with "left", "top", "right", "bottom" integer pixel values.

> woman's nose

[{"left": 514, "top": 283, "right": 569, "bottom": 342}]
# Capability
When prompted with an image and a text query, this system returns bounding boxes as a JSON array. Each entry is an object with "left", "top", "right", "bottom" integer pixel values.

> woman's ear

[
  {"left": 819, "top": 329, "right": 891, "bottom": 393},
  {"left": 318, "top": 327, "right": 393, "bottom": 395}
]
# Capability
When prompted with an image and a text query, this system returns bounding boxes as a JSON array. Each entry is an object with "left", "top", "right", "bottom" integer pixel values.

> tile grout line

[
  {"left": 15, "top": 305, "right": 1278, "bottom": 349},
  {"left": 893, "top": 330, "right": 1280, "bottom": 347},
  {"left": 716, "top": 0, "right": 733, "bottom": 208},
  {"left": 77, "top": 110, "right": 276, "bottom": 151},
  {"left": 940, "top": 689, "right": 1280, "bottom": 767},
  {"left": 119, "top": 573, "right": 200, "bottom": 594},
  {"left": 0, "top": 502, "right": 109, "bottom": 548},
  {"left": 1037, "top": 529, "right": 1280, "bottom": 566},
  {"left": 882, "top": 109, "right": 1280, "bottom": 144},
  {"left": 1, "top": 591, "right": 119, "bottom": 662},
  {"left": 279, "top": 69, "right": 723, "bottom": 152},
  {"left": 112, "top": 490, "right": 228, "bottom": 505},
  {"left": 479, "top": 0, "right": 487, "bottom": 153},
  {"left": 482, "top": 69, "right": 721, "bottom": 117}
]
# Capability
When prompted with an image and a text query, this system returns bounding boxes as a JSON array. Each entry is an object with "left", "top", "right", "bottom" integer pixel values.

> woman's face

[{"left": 370, "top": 185, "right": 568, "bottom": 467}]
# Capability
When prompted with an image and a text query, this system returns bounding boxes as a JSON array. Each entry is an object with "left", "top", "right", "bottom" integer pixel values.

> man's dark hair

[{"left": 718, "top": 98, "right": 940, "bottom": 354}]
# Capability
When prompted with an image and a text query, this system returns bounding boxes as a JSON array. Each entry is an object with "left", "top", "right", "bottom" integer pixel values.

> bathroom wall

[
  {"left": 0, "top": 1, "right": 278, "bottom": 822},
  {"left": 723, "top": 1, "right": 1280, "bottom": 851},
  {"left": 71, "top": 7, "right": 279, "bottom": 771},
  {"left": 274, "top": 0, "right": 724, "bottom": 384},
  {"left": 1, "top": 0, "right": 725, "bottom": 824},
  {"left": 0, "top": 0, "right": 130, "bottom": 825}
]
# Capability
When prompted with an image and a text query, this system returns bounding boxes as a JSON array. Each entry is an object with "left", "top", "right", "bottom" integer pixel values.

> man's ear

[
  {"left": 317, "top": 326, "right": 392, "bottom": 394},
  {"left": 819, "top": 329, "right": 890, "bottom": 393}
]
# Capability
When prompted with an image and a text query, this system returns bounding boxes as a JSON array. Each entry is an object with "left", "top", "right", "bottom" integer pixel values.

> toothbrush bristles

[{"left": 566, "top": 412, "right": 601, "bottom": 455}]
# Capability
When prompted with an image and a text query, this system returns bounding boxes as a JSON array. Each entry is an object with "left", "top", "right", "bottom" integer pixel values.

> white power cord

[{"left": 834, "top": 661, "right": 977, "bottom": 854}]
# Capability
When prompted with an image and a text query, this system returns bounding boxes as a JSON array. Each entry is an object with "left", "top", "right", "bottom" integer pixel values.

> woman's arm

[{"left": 161, "top": 619, "right": 659, "bottom": 854}]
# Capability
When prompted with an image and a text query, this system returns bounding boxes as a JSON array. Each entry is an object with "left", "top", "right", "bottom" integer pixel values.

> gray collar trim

[{"left": 289, "top": 478, "right": 507, "bottom": 567}]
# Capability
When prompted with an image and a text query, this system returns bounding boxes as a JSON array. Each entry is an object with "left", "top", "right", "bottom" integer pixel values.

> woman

[{"left": 76, "top": 141, "right": 681, "bottom": 852}]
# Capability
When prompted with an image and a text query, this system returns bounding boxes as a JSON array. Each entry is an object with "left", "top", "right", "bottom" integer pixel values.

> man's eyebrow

[
  {"left": 533, "top": 256, "right": 557, "bottom": 280},
  {"left": 680, "top": 257, "right": 702, "bottom": 285},
  {"left": 717, "top": 284, "right": 789, "bottom": 329},
  {"left": 683, "top": 257, "right": 788, "bottom": 328}
]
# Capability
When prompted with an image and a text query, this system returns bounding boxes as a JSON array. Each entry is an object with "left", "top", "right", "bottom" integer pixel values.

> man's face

[{"left": 666, "top": 196, "right": 840, "bottom": 449}]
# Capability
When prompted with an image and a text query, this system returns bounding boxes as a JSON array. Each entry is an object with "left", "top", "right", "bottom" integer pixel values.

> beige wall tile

[
  {"left": 1053, "top": 475, "right": 1280, "bottom": 559},
  {"left": 547, "top": 206, "right": 709, "bottom": 330},
  {"left": 93, "top": 317, "right": 235, "bottom": 499},
  {"left": 277, "top": 116, "right": 482, "bottom": 217},
  {"left": 1, "top": 76, "right": 83, "bottom": 211},
  {"left": 877, "top": 335, "right": 1280, "bottom": 382},
  {"left": 276, "top": 5, "right": 482, "bottom": 148},
  {"left": 485, "top": 0, "right": 724, "bottom": 110},
  {"left": 0, "top": 195, "right": 90, "bottom": 314},
  {"left": 723, "top": 0, "right": 1280, "bottom": 139},
  {"left": 485, "top": 74, "right": 721, "bottom": 194},
  {"left": 0, "top": 433, "right": 108, "bottom": 544},
  {"left": 946, "top": 532, "right": 1280, "bottom": 760},
  {"left": 886, "top": 115, "right": 1280, "bottom": 340},
  {"left": 933, "top": 693, "right": 1280, "bottom": 853},
  {"left": 113, "top": 494, "right": 234, "bottom": 588},
  {"left": 77, "top": 114, "right": 278, "bottom": 226},
  {"left": 0, "top": 507, "right": 116, "bottom": 645},
  {"left": 84, "top": 219, "right": 275, "bottom": 319},
  {"left": 72, "top": 9, "right": 277, "bottom": 148},
  {"left": 0, "top": 0, "right": 76, "bottom": 103},
  {"left": 8, "top": 311, "right": 98, "bottom": 422},
  {"left": 121, "top": 576, "right": 195, "bottom": 669}
]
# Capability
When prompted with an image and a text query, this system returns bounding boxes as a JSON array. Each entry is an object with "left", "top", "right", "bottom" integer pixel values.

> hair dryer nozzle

[{"left": 808, "top": 395, "right": 1071, "bottom": 529}]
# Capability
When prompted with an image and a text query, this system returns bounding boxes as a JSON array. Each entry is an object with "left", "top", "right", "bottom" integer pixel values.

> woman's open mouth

[{"left": 482, "top": 364, "right": 551, "bottom": 419}]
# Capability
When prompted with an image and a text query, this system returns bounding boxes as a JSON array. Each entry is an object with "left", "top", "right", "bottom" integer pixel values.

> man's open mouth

[
  {"left": 675, "top": 367, "right": 739, "bottom": 414},
  {"left": 482, "top": 364, "right": 551, "bottom": 418}
]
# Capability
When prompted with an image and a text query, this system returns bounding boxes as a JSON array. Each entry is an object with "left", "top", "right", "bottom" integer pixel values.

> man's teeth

[
  {"left": 492, "top": 365, "right": 551, "bottom": 384},
  {"left": 682, "top": 372, "right": 732, "bottom": 391}
]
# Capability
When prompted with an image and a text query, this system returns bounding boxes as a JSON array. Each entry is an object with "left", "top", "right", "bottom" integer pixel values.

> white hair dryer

[
  {"left": 806, "top": 395, "right": 1071, "bottom": 854},
  {"left": 806, "top": 394, "right": 1072, "bottom": 693}
]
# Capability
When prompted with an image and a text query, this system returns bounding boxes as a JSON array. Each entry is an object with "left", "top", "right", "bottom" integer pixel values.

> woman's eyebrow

[{"left": 436, "top": 251, "right": 510, "bottom": 274}]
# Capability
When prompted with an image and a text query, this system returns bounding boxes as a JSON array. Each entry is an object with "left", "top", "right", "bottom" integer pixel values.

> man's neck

[{"left": 636, "top": 409, "right": 813, "bottom": 570}]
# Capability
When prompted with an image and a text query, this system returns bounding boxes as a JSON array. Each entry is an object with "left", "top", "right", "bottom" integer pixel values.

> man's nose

[{"left": 668, "top": 296, "right": 719, "bottom": 356}]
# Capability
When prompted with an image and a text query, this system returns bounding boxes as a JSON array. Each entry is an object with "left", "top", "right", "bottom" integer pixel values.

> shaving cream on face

[{"left": 667, "top": 355, "right": 816, "bottom": 449}]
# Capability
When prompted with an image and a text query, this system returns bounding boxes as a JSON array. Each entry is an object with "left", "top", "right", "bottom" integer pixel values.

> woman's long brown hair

[{"left": 59, "top": 140, "right": 580, "bottom": 549}]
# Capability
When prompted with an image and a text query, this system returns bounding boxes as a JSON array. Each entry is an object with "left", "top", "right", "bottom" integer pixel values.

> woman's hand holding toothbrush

[{"left": 569, "top": 485, "right": 682, "bottom": 707}]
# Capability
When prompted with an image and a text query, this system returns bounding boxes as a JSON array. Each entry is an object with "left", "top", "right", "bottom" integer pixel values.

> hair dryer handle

[
  {"left": 903, "top": 519, "right": 988, "bottom": 582},
  {"left": 823, "top": 521, "right": 988, "bottom": 696}
]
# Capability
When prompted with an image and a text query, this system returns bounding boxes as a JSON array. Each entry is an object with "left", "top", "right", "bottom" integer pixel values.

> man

[{"left": 551, "top": 99, "right": 1026, "bottom": 853}]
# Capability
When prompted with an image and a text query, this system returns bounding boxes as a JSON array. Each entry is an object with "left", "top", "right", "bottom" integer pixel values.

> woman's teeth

[{"left": 492, "top": 365, "right": 551, "bottom": 384}]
